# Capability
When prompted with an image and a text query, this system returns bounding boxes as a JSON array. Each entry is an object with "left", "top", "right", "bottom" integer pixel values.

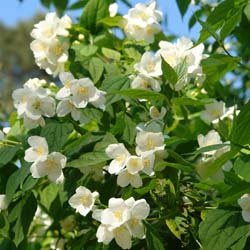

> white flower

[
  {"left": 30, "top": 152, "right": 66, "bottom": 183},
  {"left": 135, "top": 131, "right": 165, "bottom": 155},
  {"left": 101, "top": 198, "right": 131, "bottom": 228},
  {"left": 126, "top": 156, "right": 143, "bottom": 174},
  {"left": 117, "top": 169, "right": 143, "bottom": 188},
  {"left": 68, "top": 186, "right": 99, "bottom": 216},
  {"left": 238, "top": 194, "right": 250, "bottom": 222},
  {"left": 197, "top": 130, "right": 222, "bottom": 156},
  {"left": 123, "top": 1, "right": 162, "bottom": 44},
  {"left": 0, "top": 194, "right": 7, "bottom": 212},
  {"left": 56, "top": 99, "right": 90, "bottom": 124},
  {"left": 150, "top": 106, "right": 166, "bottom": 119},
  {"left": 131, "top": 74, "right": 161, "bottom": 92},
  {"left": 70, "top": 78, "right": 97, "bottom": 108},
  {"left": 141, "top": 153, "right": 155, "bottom": 176},
  {"left": 30, "top": 12, "right": 72, "bottom": 76},
  {"left": 105, "top": 143, "right": 130, "bottom": 174},
  {"left": 25, "top": 136, "right": 49, "bottom": 162},
  {"left": 200, "top": 100, "right": 225, "bottom": 124},
  {"left": 134, "top": 52, "right": 162, "bottom": 77},
  {"left": 56, "top": 71, "right": 75, "bottom": 100},
  {"left": 109, "top": 3, "right": 118, "bottom": 17},
  {"left": 24, "top": 78, "right": 46, "bottom": 90},
  {"left": 125, "top": 197, "right": 150, "bottom": 239}
]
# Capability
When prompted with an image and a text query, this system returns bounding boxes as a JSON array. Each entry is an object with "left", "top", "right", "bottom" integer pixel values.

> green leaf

[
  {"left": 101, "top": 75, "right": 131, "bottom": 105},
  {"left": 171, "top": 97, "right": 212, "bottom": 107},
  {"left": 233, "top": 155, "right": 250, "bottom": 182},
  {"left": 98, "top": 16, "right": 123, "bottom": 27},
  {"left": 80, "top": 0, "right": 111, "bottom": 33},
  {"left": 67, "top": 151, "right": 110, "bottom": 168},
  {"left": 155, "top": 161, "right": 193, "bottom": 173},
  {"left": 220, "top": 8, "right": 242, "bottom": 40},
  {"left": 161, "top": 58, "right": 178, "bottom": 86},
  {"left": 144, "top": 222, "right": 165, "bottom": 250},
  {"left": 94, "top": 132, "right": 118, "bottom": 151},
  {"left": 40, "top": 121, "right": 73, "bottom": 151},
  {"left": 113, "top": 89, "right": 166, "bottom": 101},
  {"left": 176, "top": 0, "right": 191, "bottom": 17},
  {"left": 199, "top": 209, "right": 250, "bottom": 250},
  {"left": 39, "top": 183, "right": 59, "bottom": 211},
  {"left": 89, "top": 57, "right": 104, "bottom": 83},
  {"left": 232, "top": 101, "right": 250, "bottom": 147},
  {"left": 102, "top": 48, "right": 121, "bottom": 61},
  {"left": 122, "top": 114, "right": 136, "bottom": 145},
  {"left": 201, "top": 54, "right": 240, "bottom": 83},
  {"left": 13, "top": 193, "right": 37, "bottom": 247},
  {"left": 244, "top": 4, "right": 250, "bottom": 21},
  {"left": 52, "top": 0, "right": 68, "bottom": 13},
  {"left": 0, "top": 145, "right": 20, "bottom": 168},
  {"left": 6, "top": 165, "right": 30, "bottom": 203},
  {"left": 67, "top": 0, "right": 88, "bottom": 10}
]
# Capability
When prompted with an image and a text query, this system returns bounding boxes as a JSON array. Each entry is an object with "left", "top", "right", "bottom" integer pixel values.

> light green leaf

[
  {"left": 171, "top": 97, "right": 212, "bottom": 106},
  {"left": 113, "top": 89, "right": 166, "bottom": 101},
  {"left": 40, "top": 121, "right": 73, "bottom": 151},
  {"left": 89, "top": 57, "right": 104, "bottom": 83},
  {"left": 122, "top": 114, "right": 136, "bottom": 145},
  {"left": 40, "top": 183, "right": 59, "bottom": 211},
  {"left": 199, "top": 209, "right": 250, "bottom": 250},
  {"left": 102, "top": 47, "right": 121, "bottom": 61},
  {"left": 161, "top": 58, "right": 178, "bottom": 86},
  {"left": 233, "top": 155, "right": 250, "bottom": 182},
  {"left": 98, "top": 16, "right": 123, "bottom": 27}
]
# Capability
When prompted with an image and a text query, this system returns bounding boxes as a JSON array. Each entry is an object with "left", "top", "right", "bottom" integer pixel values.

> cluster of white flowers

[
  {"left": 25, "top": 136, "right": 66, "bottom": 183},
  {"left": 200, "top": 99, "right": 239, "bottom": 124},
  {"left": 105, "top": 131, "right": 165, "bottom": 188},
  {"left": 238, "top": 194, "right": 250, "bottom": 222},
  {"left": 197, "top": 130, "right": 232, "bottom": 179},
  {"left": 123, "top": 1, "right": 162, "bottom": 44},
  {"left": 56, "top": 71, "right": 106, "bottom": 123},
  {"left": 12, "top": 78, "right": 56, "bottom": 129},
  {"left": 132, "top": 52, "right": 162, "bottom": 92},
  {"left": 30, "top": 12, "right": 72, "bottom": 76},
  {"left": 93, "top": 197, "right": 150, "bottom": 249},
  {"left": 158, "top": 37, "right": 205, "bottom": 90}
]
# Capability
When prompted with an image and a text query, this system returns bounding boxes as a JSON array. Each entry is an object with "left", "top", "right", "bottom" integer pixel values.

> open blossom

[
  {"left": 158, "top": 37, "right": 205, "bottom": 90},
  {"left": 134, "top": 52, "right": 162, "bottom": 77},
  {"left": 105, "top": 143, "right": 130, "bottom": 174},
  {"left": 123, "top": 1, "right": 162, "bottom": 44},
  {"left": 93, "top": 197, "right": 150, "bottom": 249},
  {"left": 117, "top": 170, "right": 143, "bottom": 188},
  {"left": 30, "top": 12, "right": 72, "bottom": 76},
  {"left": 69, "top": 186, "right": 99, "bottom": 216},
  {"left": 109, "top": 3, "right": 118, "bottom": 17},
  {"left": 0, "top": 194, "right": 7, "bottom": 212},
  {"left": 238, "top": 194, "right": 250, "bottom": 222},
  {"left": 201, "top": 99, "right": 239, "bottom": 124},
  {"left": 131, "top": 74, "right": 161, "bottom": 92},
  {"left": 70, "top": 78, "right": 106, "bottom": 110},
  {"left": 24, "top": 136, "right": 48, "bottom": 162},
  {"left": 30, "top": 152, "right": 66, "bottom": 183},
  {"left": 12, "top": 78, "right": 56, "bottom": 129},
  {"left": 135, "top": 131, "right": 165, "bottom": 155}
]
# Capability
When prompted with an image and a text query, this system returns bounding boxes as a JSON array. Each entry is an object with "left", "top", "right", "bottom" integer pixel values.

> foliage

[{"left": 1, "top": 0, "right": 250, "bottom": 249}]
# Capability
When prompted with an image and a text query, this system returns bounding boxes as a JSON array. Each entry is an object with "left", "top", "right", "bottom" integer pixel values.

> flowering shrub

[{"left": 1, "top": 0, "right": 250, "bottom": 249}]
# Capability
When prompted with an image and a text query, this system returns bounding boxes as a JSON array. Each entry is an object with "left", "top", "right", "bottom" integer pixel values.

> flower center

[
  {"left": 114, "top": 211, "right": 122, "bottom": 220},
  {"left": 79, "top": 86, "right": 88, "bottom": 96},
  {"left": 146, "top": 138, "right": 155, "bottom": 149},
  {"left": 143, "top": 158, "right": 150, "bottom": 167},
  {"left": 116, "top": 154, "right": 125, "bottom": 162},
  {"left": 81, "top": 196, "right": 91, "bottom": 206},
  {"left": 36, "top": 146, "right": 45, "bottom": 155},
  {"left": 64, "top": 80, "right": 71, "bottom": 89},
  {"left": 53, "top": 45, "right": 62, "bottom": 56},
  {"left": 146, "top": 63, "right": 155, "bottom": 72}
]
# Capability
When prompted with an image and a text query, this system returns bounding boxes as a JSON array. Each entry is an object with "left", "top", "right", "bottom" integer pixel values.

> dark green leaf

[
  {"left": 122, "top": 114, "right": 136, "bottom": 145},
  {"left": 171, "top": 97, "right": 212, "bottom": 106},
  {"left": 40, "top": 121, "right": 73, "bottom": 151},
  {"left": 39, "top": 183, "right": 59, "bottom": 211},
  {"left": 161, "top": 58, "right": 178, "bottom": 85},
  {"left": 144, "top": 222, "right": 165, "bottom": 250},
  {"left": 0, "top": 145, "right": 20, "bottom": 168},
  {"left": 67, "top": 0, "right": 88, "bottom": 10},
  {"left": 176, "top": 0, "right": 191, "bottom": 17}
]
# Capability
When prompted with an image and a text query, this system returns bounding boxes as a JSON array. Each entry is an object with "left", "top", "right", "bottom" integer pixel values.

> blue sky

[{"left": 0, "top": 0, "right": 200, "bottom": 39}]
